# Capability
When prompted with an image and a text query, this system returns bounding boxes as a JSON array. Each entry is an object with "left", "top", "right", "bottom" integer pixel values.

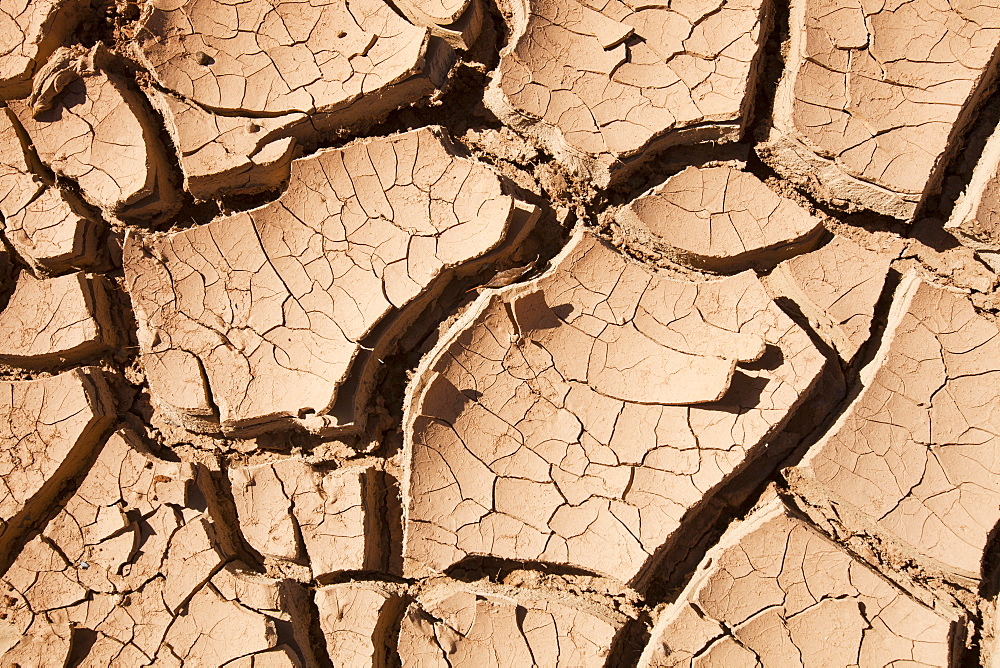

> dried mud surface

[{"left": 3, "top": 0, "right": 1000, "bottom": 666}]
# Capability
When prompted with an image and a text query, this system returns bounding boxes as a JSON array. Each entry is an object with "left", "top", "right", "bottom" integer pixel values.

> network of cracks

[{"left": 1, "top": 0, "right": 1000, "bottom": 665}]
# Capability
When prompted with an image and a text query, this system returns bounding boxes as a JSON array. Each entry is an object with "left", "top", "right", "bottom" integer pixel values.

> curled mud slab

[
  {"left": 399, "top": 583, "right": 625, "bottom": 666},
  {"left": 316, "top": 583, "right": 404, "bottom": 666},
  {"left": 132, "top": 0, "right": 456, "bottom": 168},
  {"left": 394, "top": 0, "right": 485, "bottom": 48},
  {"left": 133, "top": 0, "right": 448, "bottom": 116},
  {"left": 4, "top": 0, "right": 1000, "bottom": 664},
  {"left": 0, "top": 0, "right": 88, "bottom": 98},
  {"left": 0, "top": 105, "right": 97, "bottom": 273},
  {"left": 146, "top": 89, "right": 309, "bottom": 201},
  {"left": 764, "top": 0, "right": 1000, "bottom": 220},
  {"left": 0, "top": 368, "right": 114, "bottom": 567},
  {"left": 616, "top": 164, "right": 824, "bottom": 272},
  {"left": 0, "top": 270, "right": 113, "bottom": 367},
  {"left": 789, "top": 273, "right": 1000, "bottom": 582},
  {"left": 949, "top": 119, "right": 1000, "bottom": 269},
  {"left": 639, "top": 491, "right": 964, "bottom": 667},
  {"left": 763, "top": 235, "right": 891, "bottom": 364},
  {"left": 124, "top": 126, "right": 538, "bottom": 436},
  {"left": 11, "top": 45, "right": 180, "bottom": 221},
  {"left": 231, "top": 460, "right": 383, "bottom": 578},
  {"left": 486, "top": 0, "right": 771, "bottom": 185},
  {"left": 401, "top": 230, "right": 825, "bottom": 587}
]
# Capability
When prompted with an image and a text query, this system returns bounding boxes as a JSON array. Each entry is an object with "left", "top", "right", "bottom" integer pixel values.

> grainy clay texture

[{"left": 6, "top": 0, "right": 1000, "bottom": 664}]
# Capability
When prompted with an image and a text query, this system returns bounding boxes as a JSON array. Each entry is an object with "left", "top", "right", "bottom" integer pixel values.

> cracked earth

[{"left": 3, "top": 0, "right": 1000, "bottom": 665}]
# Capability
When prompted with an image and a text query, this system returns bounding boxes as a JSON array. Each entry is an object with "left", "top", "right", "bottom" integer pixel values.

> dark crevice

[
  {"left": 636, "top": 350, "right": 848, "bottom": 609},
  {"left": 915, "top": 42, "right": 1000, "bottom": 225},
  {"left": 350, "top": 200, "right": 569, "bottom": 463},
  {"left": 302, "top": 588, "right": 336, "bottom": 668},
  {"left": 66, "top": 626, "right": 100, "bottom": 668},
  {"left": 746, "top": 0, "right": 789, "bottom": 145},
  {"left": 606, "top": 613, "right": 652, "bottom": 668},
  {"left": 979, "top": 518, "right": 1000, "bottom": 600},
  {"left": 959, "top": 616, "right": 981, "bottom": 668},
  {"left": 202, "top": 466, "right": 266, "bottom": 571},
  {"left": 311, "top": 570, "right": 414, "bottom": 587},
  {"left": 74, "top": 0, "right": 142, "bottom": 51},
  {"left": 745, "top": 149, "right": 911, "bottom": 238},
  {"left": 384, "top": 469, "right": 405, "bottom": 577},
  {"left": 0, "top": 245, "right": 17, "bottom": 310},
  {"left": 770, "top": 295, "right": 841, "bottom": 369},
  {"left": 931, "top": 85, "right": 1000, "bottom": 225},
  {"left": 777, "top": 266, "right": 904, "bottom": 473},
  {"left": 974, "top": 515, "right": 1000, "bottom": 666},
  {"left": 382, "top": 592, "right": 413, "bottom": 668},
  {"left": 594, "top": 142, "right": 752, "bottom": 214},
  {"left": 443, "top": 556, "right": 604, "bottom": 583}
]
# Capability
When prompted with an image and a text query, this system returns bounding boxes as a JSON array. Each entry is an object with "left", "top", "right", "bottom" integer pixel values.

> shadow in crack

[
  {"left": 443, "top": 555, "right": 603, "bottom": 583},
  {"left": 979, "top": 516, "right": 1000, "bottom": 601},
  {"left": 634, "top": 353, "right": 848, "bottom": 604},
  {"left": 739, "top": 343, "right": 784, "bottom": 371},
  {"left": 700, "top": 371, "right": 769, "bottom": 416}
]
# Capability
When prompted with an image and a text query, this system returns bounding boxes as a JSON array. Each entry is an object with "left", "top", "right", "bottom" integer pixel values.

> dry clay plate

[{"left": 1, "top": 0, "right": 1000, "bottom": 665}]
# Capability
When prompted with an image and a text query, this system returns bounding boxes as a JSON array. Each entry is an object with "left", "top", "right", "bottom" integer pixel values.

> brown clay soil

[{"left": 4, "top": 0, "right": 1000, "bottom": 665}]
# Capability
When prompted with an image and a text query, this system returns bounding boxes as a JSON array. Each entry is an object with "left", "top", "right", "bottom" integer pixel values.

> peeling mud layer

[{"left": 5, "top": 0, "right": 1000, "bottom": 665}]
